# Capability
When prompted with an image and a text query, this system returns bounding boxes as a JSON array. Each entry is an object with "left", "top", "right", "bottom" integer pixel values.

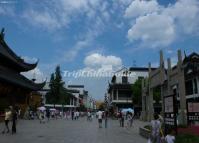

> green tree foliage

[
  {"left": 131, "top": 78, "right": 161, "bottom": 105},
  {"left": 153, "top": 87, "right": 161, "bottom": 103},
  {"left": 131, "top": 78, "right": 142, "bottom": 105},
  {"left": 46, "top": 65, "right": 69, "bottom": 106}
]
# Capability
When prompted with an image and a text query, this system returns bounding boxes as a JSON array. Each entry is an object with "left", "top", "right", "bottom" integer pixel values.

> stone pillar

[
  {"left": 177, "top": 50, "right": 187, "bottom": 125},
  {"left": 141, "top": 79, "right": 146, "bottom": 121},
  {"left": 167, "top": 58, "right": 172, "bottom": 95},
  {"left": 160, "top": 50, "right": 165, "bottom": 114},
  {"left": 148, "top": 62, "right": 154, "bottom": 121},
  {"left": 160, "top": 50, "right": 164, "bottom": 68}
]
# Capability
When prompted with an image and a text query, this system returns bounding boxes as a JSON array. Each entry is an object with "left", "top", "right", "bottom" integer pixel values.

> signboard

[
  {"left": 165, "top": 96, "right": 174, "bottom": 113},
  {"left": 164, "top": 94, "right": 177, "bottom": 135},
  {"left": 188, "top": 102, "right": 199, "bottom": 112},
  {"left": 187, "top": 102, "right": 199, "bottom": 123}
]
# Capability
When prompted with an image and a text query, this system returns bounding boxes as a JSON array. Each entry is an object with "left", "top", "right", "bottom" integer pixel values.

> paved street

[{"left": 0, "top": 118, "right": 147, "bottom": 143}]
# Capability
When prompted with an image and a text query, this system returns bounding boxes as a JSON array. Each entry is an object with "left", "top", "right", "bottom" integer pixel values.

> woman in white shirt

[{"left": 150, "top": 113, "right": 161, "bottom": 143}]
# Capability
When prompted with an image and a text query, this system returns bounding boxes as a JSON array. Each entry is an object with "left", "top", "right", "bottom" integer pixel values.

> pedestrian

[
  {"left": 2, "top": 107, "right": 12, "bottom": 134},
  {"left": 118, "top": 110, "right": 124, "bottom": 127},
  {"left": 12, "top": 107, "right": 17, "bottom": 134},
  {"left": 104, "top": 111, "right": 108, "bottom": 128},
  {"left": 71, "top": 111, "right": 74, "bottom": 120},
  {"left": 126, "top": 112, "right": 132, "bottom": 129},
  {"left": 165, "top": 128, "right": 175, "bottom": 143},
  {"left": 46, "top": 109, "right": 50, "bottom": 121},
  {"left": 150, "top": 113, "right": 162, "bottom": 143},
  {"left": 87, "top": 111, "right": 91, "bottom": 121},
  {"left": 39, "top": 111, "right": 45, "bottom": 123},
  {"left": 97, "top": 110, "right": 103, "bottom": 128}
]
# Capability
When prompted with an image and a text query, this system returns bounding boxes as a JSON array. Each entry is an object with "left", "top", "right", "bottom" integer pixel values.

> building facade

[{"left": 107, "top": 67, "right": 148, "bottom": 113}]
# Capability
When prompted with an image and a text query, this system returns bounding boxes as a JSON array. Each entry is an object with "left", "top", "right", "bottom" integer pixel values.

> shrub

[{"left": 175, "top": 134, "right": 199, "bottom": 143}]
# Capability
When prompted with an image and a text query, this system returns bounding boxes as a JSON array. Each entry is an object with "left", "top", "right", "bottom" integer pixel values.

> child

[{"left": 165, "top": 128, "right": 175, "bottom": 143}]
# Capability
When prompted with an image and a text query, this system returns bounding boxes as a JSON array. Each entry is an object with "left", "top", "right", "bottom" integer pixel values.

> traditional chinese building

[
  {"left": 141, "top": 50, "right": 199, "bottom": 125},
  {"left": 0, "top": 29, "right": 45, "bottom": 114}
]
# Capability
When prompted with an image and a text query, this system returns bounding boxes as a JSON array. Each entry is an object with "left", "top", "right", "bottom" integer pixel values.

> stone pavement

[{"left": 0, "top": 118, "right": 148, "bottom": 143}]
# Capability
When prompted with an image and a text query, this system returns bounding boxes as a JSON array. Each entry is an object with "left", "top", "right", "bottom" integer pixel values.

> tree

[
  {"left": 131, "top": 78, "right": 161, "bottom": 105},
  {"left": 153, "top": 87, "right": 161, "bottom": 103},
  {"left": 46, "top": 65, "right": 69, "bottom": 107},
  {"left": 131, "top": 78, "right": 142, "bottom": 105}
]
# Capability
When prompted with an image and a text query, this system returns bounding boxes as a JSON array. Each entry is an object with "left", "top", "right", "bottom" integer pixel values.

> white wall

[{"left": 115, "top": 70, "right": 148, "bottom": 84}]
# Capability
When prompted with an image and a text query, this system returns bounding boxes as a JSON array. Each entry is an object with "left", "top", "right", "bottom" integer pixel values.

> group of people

[
  {"left": 1, "top": 106, "right": 18, "bottom": 134},
  {"left": 118, "top": 110, "right": 134, "bottom": 128},
  {"left": 150, "top": 113, "right": 175, "bottom": 143},
  {"left": 71, "top": 111, "right": 80, "bottom": 120},
  {"left": 96, "top": 110, "right": 108, "bottom": 128}
]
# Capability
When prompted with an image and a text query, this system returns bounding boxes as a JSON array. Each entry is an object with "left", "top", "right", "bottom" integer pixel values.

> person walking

[
  {"left": 46, "top": 109, "right": 50, "bottom": 122},
  {"left": 2, "top": 108, "right": 12, "bottom": 134},
  {"left": 104, "top": 111, "right": 108, "bottom": 128},
  {"left": 97, "top": 110, "right": 103, "bottom": 128},
  {"left": 11, "top": 108, "right": 17, "bottom": 134},
  {"left": 150, "top": 113, "right": 162, "bottom": 143},
  {"left": 126, "top": 112, "right": 132, "bottom": 129},
  {"left": 118, "top": 110, "right": 124, "bottom": 127}
]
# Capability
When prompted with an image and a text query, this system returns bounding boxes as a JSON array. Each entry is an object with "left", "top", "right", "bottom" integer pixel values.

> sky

[{"left": 0, "top": 0, "right": 199, "bottom": 100}]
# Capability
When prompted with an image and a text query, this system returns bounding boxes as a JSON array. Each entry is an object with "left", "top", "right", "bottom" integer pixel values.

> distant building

[
  {"left": 67, "top": 85, "right": 96, "bottom": 110},
  {"left": 107, "top": 67, "right": 149, "bottom": 112},
  {"left": 41, "top": 83, "right": 80, "bottom": 110}
]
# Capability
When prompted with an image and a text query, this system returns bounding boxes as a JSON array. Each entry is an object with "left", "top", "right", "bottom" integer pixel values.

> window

[
  {"left": 122, "top": 76, "right": 128, "bottom": 84},
  {"left": 194, "top": 78, "right": 198, "bottom": 94},
  {"left": 185, "top": 80, "right": 193, "bottom": 95},
  {"left": 113, "top": 90, "right": 117, "bottom": 100}
]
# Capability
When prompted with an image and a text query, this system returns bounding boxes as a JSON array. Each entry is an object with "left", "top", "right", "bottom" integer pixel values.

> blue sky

[{"left": 0, "top": 0, "right": 199, "bottom": 100}]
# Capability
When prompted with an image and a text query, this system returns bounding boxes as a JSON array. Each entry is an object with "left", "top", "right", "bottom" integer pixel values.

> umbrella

[
  {"left": 49, "top": 108, "right": 56, "bottom": 111},
  {"left": 121, "top": 108, "right": 134, "bottom": 113},
  {"left": 38, "top": 106, "right": 46, "bottom": 111},
  {"left": 127, "top": 108, "right": 134, "bottom": 113}
]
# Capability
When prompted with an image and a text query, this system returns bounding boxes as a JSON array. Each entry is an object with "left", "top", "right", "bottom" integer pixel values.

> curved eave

[
  {"left": 20, "top": 60, "right": 38, "bottom": 72},
  {"left": 0, "top": 37, "right": 38, "bottom": 72},
  {"left": 0, "top": 68, "right": 46, "bottom": 91},
  {"left": 33, "top": 81, "right": 46, "bottom": 91}
]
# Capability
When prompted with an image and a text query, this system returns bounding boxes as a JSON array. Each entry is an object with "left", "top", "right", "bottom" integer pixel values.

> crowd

[{"left": 1, "top": 106, "right": 175, "bottom": 143}]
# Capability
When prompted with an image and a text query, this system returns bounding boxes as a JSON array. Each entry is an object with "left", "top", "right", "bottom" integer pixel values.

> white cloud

[
  {"left": 164, "top": 0, "right": 199, "bottom": 35},
  {"left": 22, "top": 0, "right": 109, "bottom": 31},
  {"left": 125, "top": 0, "right": 160, "bottom": 18},
  {"left": 22, "top": 67, "right": 46, "bottom": 83},
  {"left": 23, "top": 10, "right": 65, "bottom": 31},
  {"left": 125, "top": 0, "right": 199, "bottom": 48},
  {"left": 0, "top": 5, "right": 14, "bottom": 16},
  {"left": 127, "top": 13, "right": 176, "bottom": 48},
  {"left": 63, "top": 16, "right": 105, "bottom": 61},
  {"left": 84, "top": 53, "right": 122, "bottom": 70}
]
